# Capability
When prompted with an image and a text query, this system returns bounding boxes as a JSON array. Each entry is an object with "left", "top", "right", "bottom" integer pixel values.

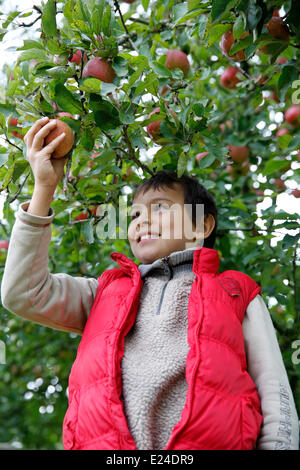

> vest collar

[{"left": 110, "top": 246, "right": 220, "bottom": 277}]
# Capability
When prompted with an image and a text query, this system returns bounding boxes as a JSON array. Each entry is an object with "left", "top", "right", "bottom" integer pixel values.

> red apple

[
  {"left": 291, "top": 189, "right": 300, "bottom": 198},
  {"left": 9, "top": 117, "right": 23, "bottom": 139},
  {"left": 228, "top": 145, "right": 249, "bottom": 163},
  {"left": 0, "top": 240, "right": 9, "bottom": 251},
  {"left": 196, "top": 152, "right": 209, "bottom": 162},
  {"left": 83, "top": 57, "right": 116, "bottom": 83},
  {"left": 74, "top": 206, "right": 98, "bottom": 221},
  {"left": 146, "top": 106, "right": 177, "bottom": 141},
  {"left": 70, "top": 50, "right": 82, "bottom": 65},
  {"left": 297, "top": 150, "right": 300, "bottom": 163},
  {"left": 221, "top": 30, "right": 248, "bottom": 61},
  {"left": 284, "top": 105, "right": 300, "bottom": 126},
  {"left": 266, "top": 16, "right": 290, "bottom": 41},
  {"left": 276, "top": 127, "right": 289, "bottom": 137},
  {"left": 221, "top": 67, "right": 241, "bottom": 89},
  {"left": 165, "top": 50, "right": 190, "bottom": 78}
]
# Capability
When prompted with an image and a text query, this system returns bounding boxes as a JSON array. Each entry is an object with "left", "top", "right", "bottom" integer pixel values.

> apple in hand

[
  {"left": 83, "top": 57, "right": 116, "bottom": 83},
  {"left": 44, "top": 119, "right": 75, "bottom": 158},
  {"left": 228, "top": 145, "right": 249, "bottom": 163},
  {"left": 284, "top": 105, "right": 300, "bottom": 126},
  {"left": 221, "top": 67, "right": 241, "bottom": 89},
  {"left": 165, "top": 50, "right": 190, "bottom": 77}
]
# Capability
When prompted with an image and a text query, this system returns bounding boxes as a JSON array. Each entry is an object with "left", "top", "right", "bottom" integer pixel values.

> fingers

[
  {"left": 31, "top": 119, "right": 58, "bottom": 152},
  {"left": 24, "top": 116, "right": 50, "bottom": 148},
  {"left": 42, "top": 132, "right": 66, "bottom": 154}
]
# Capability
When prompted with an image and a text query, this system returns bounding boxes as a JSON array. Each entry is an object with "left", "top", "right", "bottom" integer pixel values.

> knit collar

[{"left": 138, "top": 246, "right": 197, "bottom": 279}]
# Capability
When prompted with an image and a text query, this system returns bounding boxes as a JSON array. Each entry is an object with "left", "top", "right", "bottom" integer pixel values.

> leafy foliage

[{"left": 0, "top": 0, "right": 299, "bottom": 449}]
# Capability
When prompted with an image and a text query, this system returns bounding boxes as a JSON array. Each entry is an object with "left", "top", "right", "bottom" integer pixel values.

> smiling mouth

[{"left": 137, "top": 234, "right": 161, "bottom": 243}]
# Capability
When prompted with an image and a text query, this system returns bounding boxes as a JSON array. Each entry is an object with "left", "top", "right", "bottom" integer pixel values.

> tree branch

[{"left": 113, "top": 1, "right": 139, "bottom": 54}]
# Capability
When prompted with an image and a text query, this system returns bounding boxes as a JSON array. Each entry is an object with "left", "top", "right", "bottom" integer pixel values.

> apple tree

[{"left": 0, "top": 0, "right": 299, "bottom": 449}]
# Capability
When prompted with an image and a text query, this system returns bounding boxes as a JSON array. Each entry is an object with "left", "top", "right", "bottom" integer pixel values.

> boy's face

[{"left": 127, "top": 183, "right": 215, "bottom": 264}]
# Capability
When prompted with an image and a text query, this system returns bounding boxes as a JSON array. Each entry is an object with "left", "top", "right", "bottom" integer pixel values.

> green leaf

[
  {"left": 282, "top": 233, "right": 300, "bottom": 250},
  {"left": 197, "top": 153, "right": 216, "bottom": 169},
  {"left": 177, "top": 152, "right": 188, "bottom": 177},
  {"left": 119, "top": 102, "right": 136, "bottom": 124},
  {"left": 81, "top": 219, "right": 94, "bottom": 244},
  {"left": 42, "top": 0, "right": 57, "bottom": 37},
  {"left": 230, "top": 34, "right": 253, "bottom": 55},
  {"left": 152, "top": 62, "right": 172, "bottom": 78},
  {"left": 54, "top": 83, "right": 82, "bottom": 114},
  {"left": 207, "top": 23, "right": 232, "bottom": 47},
  {"left": 141, "top": 0, "right": 150, "bottom": 11},
  {"left": 172, "top": 2, "right": 188, "bottom": 23},
  {"left": 102, "top": 3, "right": 112, "bottom": 36},
  {"left": 262, "top": 158, "right": 290, "bottom": 176},
  {"left": 211, "top": 0, "right": 238, "bottom": 22},
  {"left": 233, "top": 15, "right": 245, "bottom": 39},
  {"left": 89, "top": 94, "right": 120, "bottom": 131},
  {"left": 18, "top": 49, "right": 48, "bottom": 64},
  {"left": 278, "top": 65, "right": 299, "bottom": 102},
  {"left": 277, "top": 134, "right": 293, "bottom": 150},
  {"left": 198, "top": 15, "right": 208, "bottom": 40}
]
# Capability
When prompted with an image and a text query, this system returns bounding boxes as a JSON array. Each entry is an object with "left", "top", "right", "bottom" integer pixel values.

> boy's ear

[{"left": 193, "top": 213, "right": 215, "bottom": 242}]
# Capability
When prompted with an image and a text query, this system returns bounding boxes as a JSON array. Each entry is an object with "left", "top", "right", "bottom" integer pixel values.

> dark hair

[{"left": 131, "top": 170, "right": 218, "bottom": 249}]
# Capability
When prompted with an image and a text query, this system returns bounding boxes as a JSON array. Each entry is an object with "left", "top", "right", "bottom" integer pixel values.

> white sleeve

[{"left": 243, "top": 294, "right": 299, "bottom": 450}]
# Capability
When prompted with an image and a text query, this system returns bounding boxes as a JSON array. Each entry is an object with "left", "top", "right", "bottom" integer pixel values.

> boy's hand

[{"left": 24, "top": 117, "right": 68, "bottom": 190}]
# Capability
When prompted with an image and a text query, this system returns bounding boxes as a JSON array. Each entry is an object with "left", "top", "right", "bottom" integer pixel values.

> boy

[{"left": 1, "top": 117, "right": 299, "bottom": 450}]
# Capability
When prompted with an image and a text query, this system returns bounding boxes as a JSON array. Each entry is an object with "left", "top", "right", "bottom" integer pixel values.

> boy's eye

[{"left": 130, "top": 203, "right": 167, "bottom": 220}]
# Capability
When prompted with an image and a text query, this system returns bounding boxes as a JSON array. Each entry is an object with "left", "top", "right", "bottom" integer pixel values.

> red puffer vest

[{"left": 63, "top": 247, "right": 263, "bottom": 450}]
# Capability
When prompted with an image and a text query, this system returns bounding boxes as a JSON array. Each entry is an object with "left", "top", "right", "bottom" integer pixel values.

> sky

[{"left": 0, "top": 0, "right": 299, "bottom": 245}]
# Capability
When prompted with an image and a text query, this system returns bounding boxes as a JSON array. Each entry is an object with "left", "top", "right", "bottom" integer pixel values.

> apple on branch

[
  {"left": 221, "top": 29, "right": 249, "bottom": 61},
  {"left": 284, "top": 105, "right": 300, "bottom": 126},
  {"left": 165, "top": 50, "right": 190, "bottom": 78},
  {"left": 266, "top": 15, "right": 290, "bottom": 41},
  {"left": 228, "top": 145, "right": 249, "bottom": 163},
  {"left": 82, "top": 57, "right": 116, "bottom": 83},
  {"left": 221, "top": 67, "right": 241, "bottom": 89},
  {"left": 146, "top": 106, "right": 177, "bottom": 142}
]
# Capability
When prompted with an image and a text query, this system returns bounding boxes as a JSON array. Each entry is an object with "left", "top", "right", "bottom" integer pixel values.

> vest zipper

[
  {"left": 155, "top": 256, "right": 173, "bottom": 315},
  {"left": 164, "top": 275, "right": 203, "bottom": 450}
]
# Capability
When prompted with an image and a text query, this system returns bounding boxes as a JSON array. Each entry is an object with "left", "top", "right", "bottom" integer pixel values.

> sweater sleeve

[
  {"left": 243, "top": 294, "right": 299, "bottom": 450},
  {"left": 1, "top": 201, "right": 99, "bottom": 335}
]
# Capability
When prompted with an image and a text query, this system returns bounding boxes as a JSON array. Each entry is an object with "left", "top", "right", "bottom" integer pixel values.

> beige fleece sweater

[{"left": 0, "top": 200, "right": 299, "bottom": 450}]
